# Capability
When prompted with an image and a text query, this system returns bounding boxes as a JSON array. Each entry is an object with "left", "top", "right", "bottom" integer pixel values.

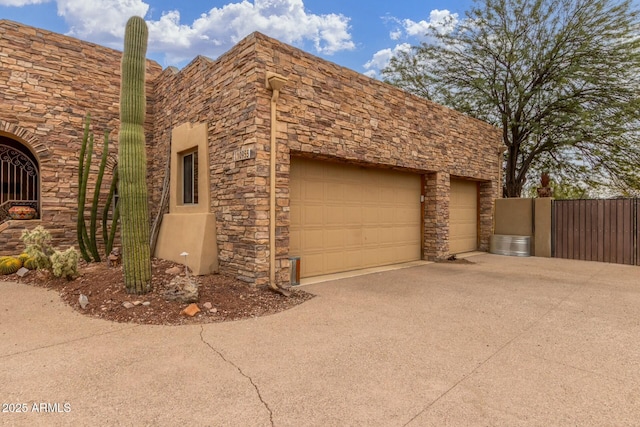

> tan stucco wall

[
  {"left": 534, "top": 198, "right": 553, "bottom": 257},
  {"left": 168, "top": 122, "right": 211, "bottom": 214},
  {"left": 154, "top": 213, "right": 218, "bottom": 275},
  {"left": 495, "top": 199, "right": 534, "bottom": 236},
  {"left": 494, "top": 198, "right": 553, "bottom": 257}
]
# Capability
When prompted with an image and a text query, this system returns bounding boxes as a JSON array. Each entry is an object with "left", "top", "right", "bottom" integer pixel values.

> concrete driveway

[{"left": 1, "top": 254, "right": 639, "bottom": 426}]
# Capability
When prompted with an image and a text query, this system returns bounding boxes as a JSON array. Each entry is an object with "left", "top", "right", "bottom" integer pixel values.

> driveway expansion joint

[{"left": 199, "top": 325, "right": 274, "bottom": 427}]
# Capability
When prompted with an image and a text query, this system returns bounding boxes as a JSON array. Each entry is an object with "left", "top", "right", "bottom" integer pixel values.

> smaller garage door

[{"left": 450, "top": 179, "right": 478, "bottom": 254}]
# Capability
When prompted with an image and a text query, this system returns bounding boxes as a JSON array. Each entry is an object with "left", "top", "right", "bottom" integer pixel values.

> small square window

[{"left": 182, "top": 149, "right": 199, "bottom": 205}]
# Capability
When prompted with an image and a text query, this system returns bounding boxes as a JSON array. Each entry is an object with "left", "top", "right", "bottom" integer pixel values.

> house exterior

[{"left": 0, "top": 20, "right": 503, "bottom": 287}]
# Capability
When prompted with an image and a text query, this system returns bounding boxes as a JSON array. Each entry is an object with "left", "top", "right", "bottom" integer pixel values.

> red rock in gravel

[{"left": 181, "top": 303, "right": 200, "bottom": 317}]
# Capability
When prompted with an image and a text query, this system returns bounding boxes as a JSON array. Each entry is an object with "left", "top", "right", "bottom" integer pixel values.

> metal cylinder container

[{"left": 489, "top": 235, "right": 531, "bottom": 257}]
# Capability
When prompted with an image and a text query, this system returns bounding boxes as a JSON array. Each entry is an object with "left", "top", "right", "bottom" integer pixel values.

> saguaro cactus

[{"left": 119, "top": 16, "right": 151, "bottom": 294}]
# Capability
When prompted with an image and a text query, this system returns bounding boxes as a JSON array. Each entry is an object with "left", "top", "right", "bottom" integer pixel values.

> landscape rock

[
  {"left": 181, "top": 303, "right": 200, "bottom": 317},
  {"left": 165, "top": 266, "right": 182, "bottom": 275},
  {"left": 210, "top": 308, "right": 218, "bottom": 313},
  {"left": 203, "top": 302, "right": 213, "bottom": 310},
  {"left": 162, "top": 276, "right": 199, "bottom": 303},
  {"left": 78, "top": 294, "right": 89, "bottom": 309},
  {"left": 133, "top": 301, "right": 143, "bottom": 306},
  {"left": 122, "top": 302, "right": 135, "bottom": 309},
  {"left": 142, "top": 301, "right": 151, "bottom": 306},
  {"left": 16, "top": 267, "right": 29, "bottom": 277},
  {"left": 107, "top": 248, "right": 121, "bottom": 267}
]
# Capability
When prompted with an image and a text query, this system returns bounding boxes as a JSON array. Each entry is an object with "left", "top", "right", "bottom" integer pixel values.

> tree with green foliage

[
  {"left": 118, "top": 16, "right": 151, "bottom": 294},
  {"left": 383, "top": 0, "right": 640, "bottom": 197}
]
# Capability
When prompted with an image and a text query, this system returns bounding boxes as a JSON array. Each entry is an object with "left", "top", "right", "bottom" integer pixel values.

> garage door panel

[
  {"left": 362, "top": 206, "right": 380, "bottom": 224},
  {"left": 344, "top": 206, "right": 362, "bottom": 225},
  {"left": 304, "top": 207, "right": 324, "bottom": 227},
  {"left": 394, "top": 226, "right": 416, "bottom": 243},
  {"left": 377, "top": 227, "right": 395, "bottom": 245},
  {"left": 378, "top": 207, "right": 395, "bottom": 223},
  {"left": 291, "top": 158, "right": 421, "bottom": 278},
  {"left": 325, "top": 205, "right": 345, "bottom": 225},
  {"left": 362, "top": 227, "right": 380, "bottom": 245},
  {"left": 324, "top": 229, "right": 346, "bottom": 250},
  {"left": 344, "top": 228, "right": 363, "bottom": 248},
  {"left": 302, "top": 229, "right": 323, "bottom": 252},
  {"left": 305, "top": 181, "right": 324, "bottom": 201},
  {"left": 303, "top": 253, "right": 324, "bottom": 277},
  {"left": 325, "top": 182, "right": 343, "bottom": 201}
]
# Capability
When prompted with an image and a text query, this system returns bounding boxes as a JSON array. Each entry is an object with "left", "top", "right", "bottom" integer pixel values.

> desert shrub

[
  {"left": 50, "top": 247, "right": 80, "bottom": 280},
  {"left": 20, "top": 226, "right": 54, "bottom": 270}
]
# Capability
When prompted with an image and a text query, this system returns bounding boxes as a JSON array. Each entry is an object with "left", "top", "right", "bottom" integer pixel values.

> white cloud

[
  {"left": 26, "top": 0, "right": 354, "bottom": 66},
  {"left": 148, "top": 0, "right": 354, "bottom": 64},
  {"left": 57, "top": 0, "right": 149, "bottom": 46},
  {"left": 402, "top": 9, "right": 458, "bottom": 38},
  {"left": 363, "top": 43, "right": 411, "bottom": 78},
  {"left": 0, "top": 0, "right": 50, "bottom": 5},
  {"left": 364, "top": 9, "right": 458, "bottom": 79}
]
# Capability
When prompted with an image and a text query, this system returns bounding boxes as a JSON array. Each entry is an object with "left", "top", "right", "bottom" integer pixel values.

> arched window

[{"left": 0, "top": 136, "right": 39, "bottom": 222}]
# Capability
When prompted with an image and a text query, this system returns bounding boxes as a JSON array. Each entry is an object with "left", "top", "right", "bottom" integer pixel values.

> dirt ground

[{"left": 9, "top": 258, "right": 314, "bottom": 325}]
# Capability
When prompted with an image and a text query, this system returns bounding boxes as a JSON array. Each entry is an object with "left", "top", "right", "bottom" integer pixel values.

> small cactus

[
  {"left": 51, "top": 248, "right": 80, "bottom": 280},
  {"left": 21, "top": 226, "right": 54, "bottom": 270},
  {"left": 23, "top": 257, "right": 37, "bottom": 270},
  {"left": 17, "top": 253, "right": 37, "bottom": 270},
  {"left": 0, "top": 257, "right": 22, "bottom": 275}
]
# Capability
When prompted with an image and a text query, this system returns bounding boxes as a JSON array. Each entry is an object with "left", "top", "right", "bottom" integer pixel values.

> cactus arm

[
  {"left": 77, "top": 114, "right": 92, "bottom": 262},
  {"left": 88, "top": 131, "right": 110, "bottom": 262},
  {"left": 103, "top": 166, "right": 118, "bottom": 252},
  {"left": 104, "top": 167, "right": 119, "bottom": 255},
  {"left": 81, "top": 133, "right": 95, "bottom": 259},
  {"left": 107, "top": 194, "right": 120, "bottom": 256}
]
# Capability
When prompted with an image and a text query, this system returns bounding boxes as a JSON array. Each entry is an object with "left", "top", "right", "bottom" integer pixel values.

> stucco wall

[{"left": 0, "top": 20, "right": 162, "bottom": 254}]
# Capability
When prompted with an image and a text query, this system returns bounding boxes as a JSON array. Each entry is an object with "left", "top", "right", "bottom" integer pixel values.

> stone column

[
  {"left": 424, "top": 171, "right": 450, "bottom": 260},
  {"left": 479, "top": 180, "right": 498, "bottom": 251}
]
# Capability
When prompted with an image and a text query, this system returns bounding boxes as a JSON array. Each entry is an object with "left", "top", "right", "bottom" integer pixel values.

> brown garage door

[
  {"left": 290, "top": 158, "right": 421, "bottom": 278},
  {"left": 450, "top": 179, "right": 478, "bottom": 254}
]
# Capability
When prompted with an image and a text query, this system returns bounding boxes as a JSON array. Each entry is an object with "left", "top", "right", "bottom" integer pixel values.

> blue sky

[{"left": 0, "top": 0, "right": 474, "bottom": 77}]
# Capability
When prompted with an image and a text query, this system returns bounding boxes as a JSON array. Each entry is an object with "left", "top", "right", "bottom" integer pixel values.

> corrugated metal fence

[{"left": 552, "top": 199, "right": 639, "bottom": 265}]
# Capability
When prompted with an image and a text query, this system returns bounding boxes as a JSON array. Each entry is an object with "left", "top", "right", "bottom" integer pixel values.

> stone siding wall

[
  {"left": 0, "top": 20, "right": 161, "bottom": 255},
  {"left": 151, "top": 32, "right": 502, "bottom": 285},
  {"left": 1, "top": 22, "right": 502, "bottom": 286},
  {"left": 150, "top": 38, "right": 266, "bottom": 283},
  {"left": 250, "top": 33, "right": 502, "bottom": 275}
]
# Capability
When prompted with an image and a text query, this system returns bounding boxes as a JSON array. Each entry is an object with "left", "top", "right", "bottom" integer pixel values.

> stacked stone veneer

[
  {"left": 1, "top": 21, "right": 502, "bottom": 286},
  {"left": 0, "top": 20, "right": 161, "bottom": 255},
  {"left": 151, "top": 32, "right": 502, "bottom": 286}
]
